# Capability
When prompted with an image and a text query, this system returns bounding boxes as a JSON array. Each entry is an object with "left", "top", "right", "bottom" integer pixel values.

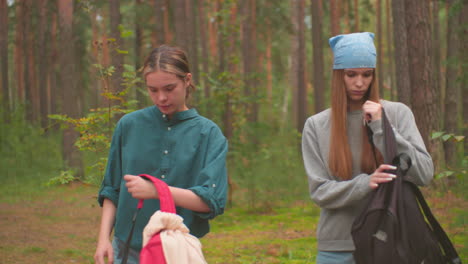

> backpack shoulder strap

[{"left": 408, "top": 182, "right": 461, "bottom": 264}]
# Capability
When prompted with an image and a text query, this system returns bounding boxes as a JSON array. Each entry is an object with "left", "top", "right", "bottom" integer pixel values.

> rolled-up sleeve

[
  {"left": 189, "top": 127, "right": 228, "bottom": 220},
  {"left": 98, "top": 121, "right": 124, "bottom": 207}
]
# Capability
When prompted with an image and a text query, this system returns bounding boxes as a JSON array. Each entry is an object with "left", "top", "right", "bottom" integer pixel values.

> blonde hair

[
  {"left": 328, "top": 69, "right": 383, "bottom": 180},
  {"left": 142, "top": 45, "right": 195, "bottom": 99}
]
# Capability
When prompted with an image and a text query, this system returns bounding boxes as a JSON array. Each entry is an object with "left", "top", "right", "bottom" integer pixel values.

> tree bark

[
  {"left": 58, "top": 0, "right": 83, "bottom": 177},
  {"left": 185, "top": 0, "right": 199, "bottom": 86},
  {"left": 354, "top": 0, "right": 359, "bottom": 32},
  {"left": 198, "top": 0, "right": 210, "bottom": 99},
  {"left": 154, "top": 0, "right": 165, "bottom": 46},
  {"left": 109, "top": 0, "right": 124, "bottom": 95},
  {"left": 135, "top": 0, "right": 146, "bottom": 107},
  {"left": 386, "top": 0, "right": 395, "bottom": 100},
  {"left": 405, "top": 0, "right": 438, "bottom": 151},
  {"left": 461, "top": 0, "right": 468, "bottom": 154},
  {"left": 330, "top": 0, "right": 340, "bottom": 36},
  {"left": 443, "top": 0, "right": 460, "bottom": 167},
  {"left": 311, "top": 0, "right": 325, "bottom": 114},
  {"left": 391, "top": 0, "right": 411, "bottom": 106},
  {"left": 0, "top": 0, "right": 9, "bottom": 114},
  {"left": 174, "top": 0, "right": 187, "bottom": 50},
  {"left": 242, "top": 0, "right": 258, "bottom": 123},
  {"left": 376, "top": 0, "right": 384, "bottom": 98},
  {"left": 14, "top": 0, "right": 26, "bottom": 105}
]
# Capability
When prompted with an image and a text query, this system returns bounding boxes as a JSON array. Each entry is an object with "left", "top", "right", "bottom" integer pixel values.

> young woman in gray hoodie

[{"left": 301, "top": 32, "right": 434, "bottom": 264}]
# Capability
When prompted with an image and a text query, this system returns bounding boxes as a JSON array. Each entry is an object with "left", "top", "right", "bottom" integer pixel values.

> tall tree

[
  {"left": 291, "top": 0, "right": 306, "bottom": 133},
  {"left": 0, "top": 0, "right": 8, "bottom": 114},
  {"left": 173, "top": 0, "right": 187, "bottom": 50},
  {"left": 186, "top": 0, "right": 199, "bottom": 86},
  {"left": 386, "top": 0, "right": 395, "bottom": 100},
  {"left": 58, "top": 0, "right": 83, "bottom": 176},
  {"left": 461, "top": 0, "right": 468, "bottom": 153},
  {"left": 154, "top": 0, "right": 165, "bottom": 46},
  {"left": 242, "top": 0, "right": 258, "bottom": 123},
  {"left": 198, "top": 0, "right": 210, "bottom": 98},
  {"left": 376, "top": 0, "right": 384, "bottom": 98},
  {"left": 391, "top": 0, "right": 411, "bottom": 106},
  {"left": 330, "top": 0, "right": 340, "bottom": 36},
  {"left": 14, "top": 0, "right": 26, "bottom": 105},
  {"left": 24, "top": 0, "right": 39, "bottom": 122},
  {"left": 38, "top": 0, "right": 50, "bottom": 127},
  {"left": 405, "top": 0, "right": 438, "bottom": 151},
  {"left": 354, "top": 0, "right": 359, "bottom": 32},
  {"left": 432, "top": 0, "right": 442, "bottom": 109},
  {"left": 311, "top": 0, "right": 325, "bottom": 113},
  {"left": 109, "top": 0, "right": 124, "bottom": 95},
  {"left": 444, "top": 0, "right": 461, "bottom": 167}
]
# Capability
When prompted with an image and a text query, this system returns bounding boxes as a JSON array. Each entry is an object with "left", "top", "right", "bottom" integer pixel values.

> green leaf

[
  {"left": 431, "top": 131, "right": 445, "bottom": 139},
  {"left": 441, "top": 134, "right": 453, "bottom": 141},
  {"left": 454, "top": 136, "right": 465, "bottom": 142},
  {"left": 435, "top": 170, "right": 455, "bottom": 179},
  {"left": 116, "top": 48, "right": 129, "bottom": 54}
]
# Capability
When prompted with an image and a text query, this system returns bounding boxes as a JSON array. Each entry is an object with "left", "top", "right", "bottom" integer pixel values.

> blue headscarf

[{"left": 329, "top": 32, "right": 376, "bottom": 69}]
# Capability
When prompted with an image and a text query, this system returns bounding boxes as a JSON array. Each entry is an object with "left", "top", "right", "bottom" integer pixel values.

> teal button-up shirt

[{"left": 98, "top": 106, "right": 228, "bottom": 251}]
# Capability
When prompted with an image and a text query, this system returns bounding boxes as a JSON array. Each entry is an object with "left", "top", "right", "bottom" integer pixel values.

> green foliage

[
  {"left": 45, "top": 170, "right": 77, "bottom": 186},
  {"left": 0, "top": 106, "right": 63, "bottom": 201},
  {"left": 48, "top": 64, "right": 141, "bottom": 184},
  {"left": 431, "top": 131, "right": 467, "bottom": 193}
]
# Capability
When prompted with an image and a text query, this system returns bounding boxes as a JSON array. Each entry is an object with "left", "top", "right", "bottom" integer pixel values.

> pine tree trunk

[
  {"left": 198, "top": 0, "right": 210, "bottom": 99},
  {"left": 58, "top": 0, "right": 83, "bottom": 177},
  {"left": 405, "top": 0, "right": 438, "bottom": 151},
  {"left": 14, "top": 0, "right": 25, "bottom": 105},
  {"left": 391, "top": 0, "right": 411, "bottom": 106},
  {"left": 0, "top": 0, "right": 9, "bottom": 114},
  {"left": 376, "top": 0, "right": 384, "bottom": 98},
  {"left": 354, "top": 0, "right": 359, "bottom": 32},
  {"left": 443, "top": 0, "right": 460, "bottom": 167},
  {"left": 461, "top": 0, "right": 468, "bottom": 154},
  {"left": 174, "top": 0, "right": 187, "bottom": 50},
  {"left": 386, "top": 0, "right": 395, "bottom": 100},
  {"left": 154, "top": 0, "right": 165, "bottom": 45},
  {"left": 38, "top": 0, "right": 50, "bottom": 127},
  {"left": 109, "top": 0, "right": 124, "bottom": 96},
  {"left": 185, "top": 0, "right": 199, "bottom": 86},
  {"left": 330, "top": 0, "right": 340, "bottom": 36},
  {"left": 311, "top": 0, "right": 325, "bottom": 114}
]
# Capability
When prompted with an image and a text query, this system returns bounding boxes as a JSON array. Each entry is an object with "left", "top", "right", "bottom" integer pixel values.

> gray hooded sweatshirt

[{"left": 301, "top": 100, "right": 434, "bottom": 251}]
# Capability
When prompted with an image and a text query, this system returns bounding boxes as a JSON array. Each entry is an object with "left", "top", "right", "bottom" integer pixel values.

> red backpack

[{"left": 122, "top": 174, "right": 207, "bottom": 264}]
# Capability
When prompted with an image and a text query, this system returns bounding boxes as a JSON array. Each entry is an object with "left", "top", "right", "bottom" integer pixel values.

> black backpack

[{"left": 351, "top": 109, "right": 461, "bottom": 264}]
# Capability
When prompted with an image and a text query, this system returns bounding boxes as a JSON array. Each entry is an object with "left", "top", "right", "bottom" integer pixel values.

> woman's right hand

[
  {"left": 369, "top": 164, "right": 397, "bottom": 189},
  {"left": 94, "top": 239, "right": 114, "bottom": 264}
]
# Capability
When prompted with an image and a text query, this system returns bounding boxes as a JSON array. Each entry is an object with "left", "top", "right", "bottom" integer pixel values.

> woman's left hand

[
  {"left": 124, "top": 175, "right": 159, "bottom": 200},
  {"left": 362, "top": 100, "right": 382, "bottom": 123}
]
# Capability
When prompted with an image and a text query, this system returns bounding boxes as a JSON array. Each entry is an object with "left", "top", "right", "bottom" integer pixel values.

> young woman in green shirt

[{"left": 94, "top": 45, "right": 228, "bottom": 264}]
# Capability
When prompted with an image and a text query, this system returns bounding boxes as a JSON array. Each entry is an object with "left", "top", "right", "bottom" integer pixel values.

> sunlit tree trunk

[
  {"left": 391, "top": 0, "right": 411, "bottom": 106},
  {"left": 0, "top": 0, "right": 9, "bottom": 114},
  {"left": 405, "top": 0, "right": 438, "bottom": 152},
  {"left": 354, "top": 0, "right": 359, "bottom": 32},
  {"left": 311, "top": 0, "right": 325, "bottom": 114},
  {"left": 330, "top": 0, "right": 340, "bottom": 36},
  {"left": 58, "top": 0, "right": 83, "bottom": 177},
  {"left": 443, "top": 0, "right": 460, "bottom": 167}
]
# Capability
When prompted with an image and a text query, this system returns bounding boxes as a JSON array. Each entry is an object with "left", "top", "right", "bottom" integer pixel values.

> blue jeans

[
  {"left": 112, "top": 237, "right": 140, "bottom": 264},
  {"left": 316, "top": 251, "right": 355, "bottom": 264}
]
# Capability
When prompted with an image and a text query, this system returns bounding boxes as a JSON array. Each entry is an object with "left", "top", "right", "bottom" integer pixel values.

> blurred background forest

[{"left": 0, "top": 0, "right": 467, "bottom": 208}]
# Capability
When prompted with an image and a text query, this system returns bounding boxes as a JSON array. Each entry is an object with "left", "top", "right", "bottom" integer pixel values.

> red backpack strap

[{"left": 138, "top": 174, "right": 176, "bottom": 213}]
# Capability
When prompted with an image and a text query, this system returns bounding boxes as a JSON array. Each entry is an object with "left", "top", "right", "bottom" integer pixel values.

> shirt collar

[{"left": 153, "top": 106, "right": 198, "bottom": 124}]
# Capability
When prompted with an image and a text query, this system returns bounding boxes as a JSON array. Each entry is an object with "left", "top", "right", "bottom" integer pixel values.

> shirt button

[
  {"left": 167, "top": 127, "right": 171, "bottom": 131},
  {"left": 212, "top": 184, "right": 216, "bottom": 188},
  {"left": 161, "top": 175, "right": 165, "bottom": 179},
  {"left": 164, "top": 150, "right": 168, "bottom": 155}
]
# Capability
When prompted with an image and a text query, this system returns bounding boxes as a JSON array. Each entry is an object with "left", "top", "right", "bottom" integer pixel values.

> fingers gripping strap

[{"left": 139, "top": 174, "right": 176, "bottom": 213}]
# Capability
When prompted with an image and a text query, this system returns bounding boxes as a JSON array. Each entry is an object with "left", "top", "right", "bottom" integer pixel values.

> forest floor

[{"left": 0, "top": 182, "right": 466, "bottom": 264}]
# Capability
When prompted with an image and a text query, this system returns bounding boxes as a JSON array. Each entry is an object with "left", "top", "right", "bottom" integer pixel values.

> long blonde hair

[{"left": 328, "top": 69, "right": 383, "bottom": 180}]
